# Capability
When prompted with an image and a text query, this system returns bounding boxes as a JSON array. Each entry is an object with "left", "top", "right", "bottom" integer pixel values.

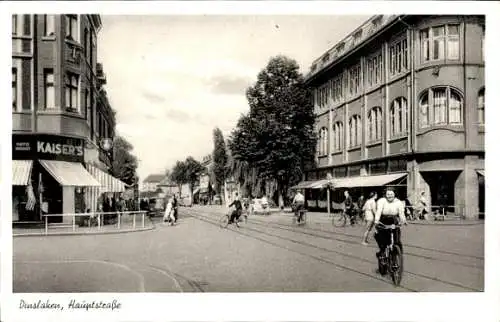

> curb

[{"left": 13, "top": 225, "right": 156, "bottom": 237}]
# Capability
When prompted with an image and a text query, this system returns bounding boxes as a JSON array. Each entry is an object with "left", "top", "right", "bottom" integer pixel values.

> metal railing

[{"left": 41, "top": 211, "right": 149, "bottom": 235}]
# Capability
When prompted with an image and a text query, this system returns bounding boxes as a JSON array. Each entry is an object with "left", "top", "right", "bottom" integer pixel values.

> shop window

[
  {"left": 332, "top": 121, "right": 343, "bottom": 151},
  {"left": 419, "top": 87, "right": 463, "bottom": 128},
  {"left": 420, "top": 24, "right": 461, "bottom": 62},
  {"left": 368, "top": 107, "right": 382, "bottom": 143},
  {"left": 348, "top": 165, "right": 361, "bottom": 177},
  {"left": 390, "top": 97, "right": 408, "bottom": 137},
  {"left": 349, "top": 114, "right": 362, "bottom": 148},
  {"left": 388, "top": 159, "right": 406, "bottom": 173},
  {"left": 44, "top": 15, "right": 55, "bottom": 36},
  {"left": 333, "top": 166, "right": 347, "bottom": 178},
  {"left": 369, "top": 160, "right": 387, "bottom": 175},
  {"left": 44, "top": 69, "right": 55, "bottom": 109},
  {"left": 478, "top": 88, "right": 485, "bottom": 125}
]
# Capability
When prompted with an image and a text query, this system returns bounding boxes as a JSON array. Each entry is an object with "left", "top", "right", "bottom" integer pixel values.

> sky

[{"left": 98, "top": 15, "right": 369, "bottom": 181}]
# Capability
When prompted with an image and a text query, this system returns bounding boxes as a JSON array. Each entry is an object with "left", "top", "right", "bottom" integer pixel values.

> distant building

[
  {"left": 141, "top": 174, "right": 166, "bottom": 192},
  {"left": 301, "top": 15, "right": 485, "bottom": 219}
]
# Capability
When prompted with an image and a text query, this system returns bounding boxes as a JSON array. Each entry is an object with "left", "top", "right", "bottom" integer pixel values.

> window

[
  {"left": 44, "top": 15, "right": 55, "bottom": 36},
  {"left": 318, "top": 127, "right": 328, "bottom": 156},
  {"left": 390, "top": 97, "right": 408, "bottom": 137},
  {"left": 390, "top": 39, "right": 408, "bottom": 75},
  {"left": 419, "top": 87, "right": 463, "bottom": 128},
  {"left": 44, "top": 70, "right": 55, "bottom": 109},
  {"left": 332, "top": 121, "right": 344, "bottom": 151},
  {"left": 65, "top": 15, "right": 78, "bottom": 41},
  {"left": 22, "top": 15, "right": 31, "bottom": 36},
  {"left": 65, "top": 73, "right": 79, "bottom": 112},
  {"left": 12, "top": 68, "right": 17, "bottom": 110},
  {"left": 349, "top": 115, "right": 362, "bottom": 147},
  {"left": 348, "top": 64, "right": 361, "bottom": 96},
  {"left": 366, "top": 53, "right": 383, "bottom": 87},
  {"left": 12, "top": 15, "right": 17, "bottom": 35},
  {"left": 368, "top": 107, "right": 382, "bottom": 142},
  {"left": 421, "top": 24, "right": 461, "bottom": 62},
  {"left": 481, "top": 25, "right": 485, "bottom": 62},
  {"left": 330, "top": 75, "right": 343, "bottom": 103},
  {"left": 478, "top": 88, "right": 485, "bottom": 125},
  {"left": 316, "top": 85, "right": 329, "bottom": 109}
]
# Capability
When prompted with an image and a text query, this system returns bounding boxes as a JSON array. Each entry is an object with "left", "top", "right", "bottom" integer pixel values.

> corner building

[
  {"left": 304, "top": 15, "right": 485, "bottom": 219},
  {"left": 12, "top": 15, "right": 124, "bottom": 224}
]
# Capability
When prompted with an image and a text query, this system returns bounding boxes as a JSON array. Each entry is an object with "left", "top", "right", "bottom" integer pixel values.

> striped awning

[
  {"left": 40, "top": 160, "right": 101, "bottom": 187},
  {"left": 291, "top": 181, "right": 317, "bottom": 189},
  {"left": 12, "top": 160, "right": 33, "bottom": 186},
  {"left": 86, "top": 163, "right": 127, "bottom": 193}
]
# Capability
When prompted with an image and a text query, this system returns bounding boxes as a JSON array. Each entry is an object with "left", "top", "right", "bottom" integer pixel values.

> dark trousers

[
  {"left": 374, "top": 215, "right": 403, "bottom": 255},
  {"left": 173, "top": 207, "right": 178, "bottom": 221},
  {"left": 230, "top": 209, "right": 242, "bottom": 223},
  {"left": 294, "top": 203, "right": 305, "bottom": 220}
]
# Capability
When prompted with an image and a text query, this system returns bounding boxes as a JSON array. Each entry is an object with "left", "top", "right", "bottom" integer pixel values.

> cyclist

[
  {"left": 343, "top": 190, "right": 355, "bottom": 225},
  {"left": 374, "top": 188, "right": 407, "bottom": 261},
  {"left": 292, "top": 189, "right": 305, "bottom": 222},
  {"left": 361, "top": 191, "right": 377, "bottom": 245},
  {"left": 228, "top": 193, "right": 243, "bottom": 225}
]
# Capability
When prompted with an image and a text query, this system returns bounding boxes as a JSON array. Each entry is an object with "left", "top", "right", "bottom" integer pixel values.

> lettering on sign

[{"left": 37, "top": 142, "right": 84, "bottom": 157}]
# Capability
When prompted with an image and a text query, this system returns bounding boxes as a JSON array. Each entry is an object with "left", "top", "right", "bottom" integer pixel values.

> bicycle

[
  {"left": 332, "top": 209, "right": 361, "bottom": 227},
  {"left": 219, "top": 209, "right": 246, "bottom": 228},
  {"left": 376, "top": 222, "right": 404, "bottom": 286},
  {"left": 292, "top": 209, "right": 307, "bottom": 226}
]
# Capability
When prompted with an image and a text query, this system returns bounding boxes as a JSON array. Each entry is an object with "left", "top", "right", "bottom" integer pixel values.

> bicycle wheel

[
  {"left": 332, "top": 212, "right": 346, "bottom": 227},
  {"left": 219, "top": 214, "right": 230, "bottom": 228},
  {"left": 389, "top": 245, "right": 403, "bottom": 286},
  {"left": 378, "top": 251, "right": 388, "bottom": 276}
]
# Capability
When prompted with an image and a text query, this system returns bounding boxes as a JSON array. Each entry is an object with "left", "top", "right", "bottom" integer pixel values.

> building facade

[
  {"left": 141, "top": 174, "right": 165, "bottom": 192},
  {"left": 12, "top": 14, "right": 122, "bottom": 223},
  {"left": 305, "top": 15, "right": 485, "bottom": 219}
]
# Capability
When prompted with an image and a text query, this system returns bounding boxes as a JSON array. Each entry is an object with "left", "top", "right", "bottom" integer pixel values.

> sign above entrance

[{"left": 13, "top": 134, "right": 85, "bottom": 163}]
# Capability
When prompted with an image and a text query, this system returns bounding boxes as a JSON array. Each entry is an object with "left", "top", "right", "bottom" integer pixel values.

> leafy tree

[
  {"left": 110, "top": 135, "right": 139, "bottom": 186},
  {"left": 212, "top": 127, "right": 228, "bottom": 199},
  {"left": 170, "top": 157, "right": 203, "bottom": 199},
  {"left": 229, "top": 55, "right": 316, "bottom": 205},
  {"left": 170, "top": 160, "right": 187, "bottom": 194}
]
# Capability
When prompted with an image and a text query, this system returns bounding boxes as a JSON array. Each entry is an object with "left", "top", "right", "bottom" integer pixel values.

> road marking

[
  {"left": 146, "top": 265, "right": 184, "bottom": 293},
  {"left": 15, "top": 259, "right": 146, "bottom": 292}
]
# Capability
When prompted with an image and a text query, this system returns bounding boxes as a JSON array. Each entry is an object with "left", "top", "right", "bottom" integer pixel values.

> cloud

[
  {"left": 165, "top": 108, "right": 194, "bottom": 123},
  {"left": 142, "top": 90, "right": 166, "bottom": 104},
  {"left": 208, "top": 75, "right": 252, "bottom": 95}
]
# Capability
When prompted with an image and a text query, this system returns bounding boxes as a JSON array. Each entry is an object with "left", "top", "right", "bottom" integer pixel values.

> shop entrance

[
  {"left": 40, "top": 170, "right": 63, "bottom": 223},
  {"left": 421, "top": 171, "right": 460, "bottom": 215}
]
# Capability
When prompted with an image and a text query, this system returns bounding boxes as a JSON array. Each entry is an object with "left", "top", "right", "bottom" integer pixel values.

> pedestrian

[
  {"left": 361, "top": 191, "right": 377, "bottom": 245},
  {"left": 172, "top": 194, "right": 178, "bottom": 223},
  {"left": 357, "top": 194, "right": 366, "bottom": 222},
  {"left": 343, "top": 190, "right": 355, "bottom": 225},
  {"left": 416, "top": 191, "right": 428, "bottom": 220},
  {"left": 163, "top": 197, "right": 175, "bottom": 225}
]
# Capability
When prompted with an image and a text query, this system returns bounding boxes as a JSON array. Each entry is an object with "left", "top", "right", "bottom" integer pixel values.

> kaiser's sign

[{"left": 13, "top": 134, "right": 85, "bottom": 162}]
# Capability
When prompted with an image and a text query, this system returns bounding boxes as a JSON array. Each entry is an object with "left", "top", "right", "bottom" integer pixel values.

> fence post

[
  {"left": 133, "top": 213, "right": 136, "bottom": 229},
  {"left": 118, "top": 212, "right": 121, "bottom": 229},
  {"left": 45, "top": 215, "right": 48, "bottom": 235},
  {"left": 72, "top": 214, "right": 76, "bottom": 232},
  {"left": 142, "top": 212, "right": 145, "bottom": 228},
  {"left": 98, "top": 213, "right": 101, "bottom": 230}
]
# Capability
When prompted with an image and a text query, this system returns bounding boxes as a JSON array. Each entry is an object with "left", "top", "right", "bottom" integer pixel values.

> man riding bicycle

[
  {"left": 374, "top": 188, "right": 407, "bottom": 260},
  {"left": 292, "top": 190, "right": 305, "bottom": 222},
  {"left": 228, "top": 193, "right": 243, "bottom": 224}
]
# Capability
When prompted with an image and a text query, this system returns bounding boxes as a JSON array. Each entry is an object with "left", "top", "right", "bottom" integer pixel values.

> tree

[
  {"left": 110, "top": 135, "right": 139, "bottom": 187},
  {"left": 229, "top": 55, "right": 316, "bottom": 205},
  {"left": 169, "top": 157, "right": 203, "bottom": 200},
  {"left": 212, "top": 127, "right": 228, "bottom": 199}
]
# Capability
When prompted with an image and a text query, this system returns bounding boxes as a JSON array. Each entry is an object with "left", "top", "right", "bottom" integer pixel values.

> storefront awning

[
  {"left": 291, "top": 181, "right": 318, "bottom": 189},
  {"left": 476, "top": 170, "right": 485, "bottom": 177},
  {"left": 332, "top": 172, "right": 408, "bottom": 189},
  {"left": 40, "top": 160, "right": 101, "bottom": 187},
  {"left": 309, "top": 179, "right": 331, "bottom": 189},
  {"left": 12, "top": 160, "right": 33, "bottom": 186},
  {"left": 86, "top": 163, "right": 127, "bottom": 192}
]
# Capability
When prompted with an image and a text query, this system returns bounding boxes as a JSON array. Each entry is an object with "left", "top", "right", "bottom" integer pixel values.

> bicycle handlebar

[{"left": 376, "top": 223, "right": 402, "bottom": 230}]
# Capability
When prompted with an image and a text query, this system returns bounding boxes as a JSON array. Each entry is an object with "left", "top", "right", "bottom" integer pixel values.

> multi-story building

[
  {"left": 141, "top": 174, "right": 165, "bottom": 192},
  {"left": 303, "top": 15, "right": 485, "bottom": 219},
  {"left": 12, "top": 14, "right": 124, "bottom": 224}
]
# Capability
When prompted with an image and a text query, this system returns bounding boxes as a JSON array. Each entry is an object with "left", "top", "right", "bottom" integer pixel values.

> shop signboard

[{"left": 12, "top": 134, "right": 85, "bottom": 163}]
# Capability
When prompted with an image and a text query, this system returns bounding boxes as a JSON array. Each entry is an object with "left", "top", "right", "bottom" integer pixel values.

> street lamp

[{"left": 100, "top": 138, "right": 114, "bottom": 173}]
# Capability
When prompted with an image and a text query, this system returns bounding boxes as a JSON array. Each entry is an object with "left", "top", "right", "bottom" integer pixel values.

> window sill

[
  {"left": 417, "top": 124, "right": 464, "bottom": 135},
  {"left": 331, "top": 150, "right": 343, "bottom": 155},
  {"left": 41, "top": 35, "right": 56, "bottom": 41},
  {"left": 388, "top": 70, "right": 409, "bottom": 81},
  {"left": 37, "top": 109, "right": 85, "bottom": 120},
  {"left": 348, "top": 146, "right": 362, "bottom": 152},
  {"left": 12, "top": 35, "right": 32, "bottom": 40},
  {"left": 12, "top": 110, "right": 32, "bottom": 115},
  {"left": 388, "top": 134, "right": 408, "bottom": 142},
  {"left": 366, "top": 141, "right": 382, "bottom": 148},
  {"left": 64, "top": 38, "right": 82, "bottom": 48}
]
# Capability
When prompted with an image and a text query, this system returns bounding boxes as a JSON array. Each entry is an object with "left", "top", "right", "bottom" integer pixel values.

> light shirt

[
  {"left": 293, "top": 193, "right": 305, "bottom": 204},
  {"left": 375, "top": 197, "right": 406, "bottom": 223},
  {"left": 363, "top": 197, "right": 377, "bottom": 214}
]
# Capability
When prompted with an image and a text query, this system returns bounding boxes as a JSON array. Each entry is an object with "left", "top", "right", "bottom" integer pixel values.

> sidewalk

[{"left": 13, "top": 220, "right": 155, "bottom": 237}]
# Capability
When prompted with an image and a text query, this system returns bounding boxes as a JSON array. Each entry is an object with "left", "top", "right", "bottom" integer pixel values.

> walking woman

[{"left": 362, "top": 191, "right": 377, "bottom": 245}]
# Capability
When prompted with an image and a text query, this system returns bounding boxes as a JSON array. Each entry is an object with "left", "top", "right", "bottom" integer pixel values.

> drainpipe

[{"left": 462, "top": 16, "right": 468, "bottom": 218}]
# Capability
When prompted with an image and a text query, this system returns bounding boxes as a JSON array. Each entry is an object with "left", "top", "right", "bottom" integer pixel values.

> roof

[
  {"left": 143, "top": 174, "right": 166, "bottom": 183},
  {"left": 306, "top": 15, "right": 401, "bottom": 83}
]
